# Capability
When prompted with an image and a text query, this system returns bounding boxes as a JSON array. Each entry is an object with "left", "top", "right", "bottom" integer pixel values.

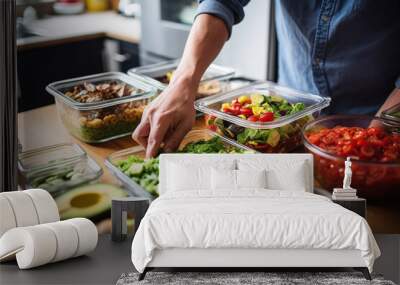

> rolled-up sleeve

[{"left": 196, "top": 0, "right": 249, "bottom": 38}]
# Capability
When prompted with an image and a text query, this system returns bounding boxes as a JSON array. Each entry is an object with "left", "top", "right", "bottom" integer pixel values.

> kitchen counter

[
  {"left": 17, "top": 104, "right": 400, "bottom": 234},
  {"left": 17, "top": 11, "right": 140, "bottom": 50}
]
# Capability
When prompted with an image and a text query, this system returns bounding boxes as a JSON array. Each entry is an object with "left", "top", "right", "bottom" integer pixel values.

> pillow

[
  {"left": 266, "top": 161, "right": 307, "bottom": 192},
  {"left": 211, "top": 169, "right": 267, "bottom": 191},
  {"left": 237, "top": 158, "right": 308, "bottom": 191},
  {"left": 167, "top": 160, "right": 235, "bottom": 192},
  {"left": 236, "top": 169, "right": 267, "bottom": 189},
  {"left": 211, "top": 168, "right": 236, "bottom": 190}
]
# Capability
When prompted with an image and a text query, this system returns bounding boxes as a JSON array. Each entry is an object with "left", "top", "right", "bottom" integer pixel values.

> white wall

[{"left": 214, "top": 0, "right": 272, "bottom": 80}]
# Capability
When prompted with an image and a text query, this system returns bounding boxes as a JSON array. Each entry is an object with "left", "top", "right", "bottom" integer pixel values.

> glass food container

[
  {"left": 127, "top": 59, "right": 236, "bottom": 98},
  {"left": 46, "top": 72, "right": 157, "bottom": 143},
  {"left": 105, "top": 129, "right": 255, "bottom": 199},
  {"left": 18, "top": 143, "right": 103, "bottom": 197},
  {"left": 195, "top": 82, "right": 331, "bottom": 153},
  {"left": 303, "top": 115, "right": 400, "bottom": 201}
]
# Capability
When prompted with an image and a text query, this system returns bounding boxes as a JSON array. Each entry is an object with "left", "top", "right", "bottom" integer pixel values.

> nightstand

[{"left": 332, "top": 198, "right": 366, "bottom": 218}]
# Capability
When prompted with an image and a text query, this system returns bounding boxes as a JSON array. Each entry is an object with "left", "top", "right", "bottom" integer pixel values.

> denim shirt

[{"left": 197, "top": 0, "right": 400, "bottom": 115}]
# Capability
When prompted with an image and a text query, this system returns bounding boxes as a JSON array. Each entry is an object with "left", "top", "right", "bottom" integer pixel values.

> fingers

[
  {"left": 132, "top": 104, "right": 155, "bottom": 147},
  {"left": 145, "top": 114, "right": 170, "bottom": 158},
  {"left": 163, "top": 121, "right": 192, "bottom": 152},
  {"left": 132, "top": 118, "right": 151, "bottom": 147}
]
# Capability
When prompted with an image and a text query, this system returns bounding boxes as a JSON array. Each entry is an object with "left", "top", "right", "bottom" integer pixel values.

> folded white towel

[
  {"left": 24, "top": 189, "right": 60, "bottom": 224},
  {"left": 0, "top": 218, "right": 98, "bottom": 269},
  {"left": 0, "top": 196, "right": 17, "bottom": 237},
  {"left": 0, "top": 189, "right": 60, "bottom": 238}
]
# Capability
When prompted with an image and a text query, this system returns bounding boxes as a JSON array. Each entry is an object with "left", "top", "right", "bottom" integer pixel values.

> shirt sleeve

[
  {"left": 396, "top": 75, "right": 400, "bottom": 89},
  {"left": 196, "top": 0, "right": 250, "bottom": 39}
]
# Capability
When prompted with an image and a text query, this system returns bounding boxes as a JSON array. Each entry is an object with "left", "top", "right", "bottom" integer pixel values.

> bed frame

[
  {"left": 137, "top": 154, "right": 372, "bottom": 281},
  {"left": 138, "top": 248, "right": 371, "bottom": 281}
]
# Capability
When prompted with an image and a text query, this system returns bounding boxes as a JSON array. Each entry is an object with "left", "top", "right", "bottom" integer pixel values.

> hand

[{"left": 132, "top": 76, "right": 197, "bottom": 158}]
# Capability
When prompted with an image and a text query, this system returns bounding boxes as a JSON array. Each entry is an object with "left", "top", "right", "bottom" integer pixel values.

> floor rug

[{"left": 117, "top": 271, "right": 395, "bottom": 285}]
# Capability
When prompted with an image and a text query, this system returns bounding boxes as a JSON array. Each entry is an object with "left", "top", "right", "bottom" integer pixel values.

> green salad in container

[
  {"left": 204, "top": 93, "right": 311, "bottom": 152},
  {"left": 196, "top": 82, "right": 331, "bottom": 153},
  {"left": 114, "top": 136, "right": 249, "bottom": 197}
]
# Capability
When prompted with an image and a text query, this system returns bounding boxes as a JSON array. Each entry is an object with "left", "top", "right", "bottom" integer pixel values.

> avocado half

[{"left": 55, "top": 183, "right": 127, "bottom": 222}]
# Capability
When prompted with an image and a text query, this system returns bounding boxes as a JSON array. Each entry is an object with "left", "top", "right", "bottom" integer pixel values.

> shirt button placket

[{"left": 311, "top": 0, "right": 337, "bottom": 97}]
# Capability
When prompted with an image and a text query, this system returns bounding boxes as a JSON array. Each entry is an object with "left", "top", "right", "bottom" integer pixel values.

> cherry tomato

[
  {"left": 308, "top": 134, "right": 321, "bottom": 144},
  {"left": 247, "top": 115, "right": 259, "bottom": 122},
  {"left": 367, "top": 127, "right": 384, "bottom": 138},
  {"left": 369, "top": 137, "right": 384, "bottom": 147},
  {"left": 360, "top": 145, "right": 375, "bottom": 158},
  {"left": 356, "top": 139, "right": 368, "bottom": 147},
  {"left": 383, "top": 150, "right": 397, "bottom": 161},
  {"left": 239, "top": 108, "right": 253, "bottom": 116},
  {"left": 259, "top": 112, "right": 274, "bottom": 122},
  {"left": 342, "top": 144, "right": 353, "bottom": 155},
  {"left": 232, "top": 102, "right": 242, "bottom": 109},
  {"left": 231, "top": 99, "right": 240, "bottom": 106},
  {"left": 222, "top": 108, "right": 240, "bottom": 116}
]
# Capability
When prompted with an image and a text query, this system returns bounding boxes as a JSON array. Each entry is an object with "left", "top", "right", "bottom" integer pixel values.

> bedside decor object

[
  {"left": 332, "top": 157, "right": 358, "bottom": 200},
  {"left": 0, "top": 189, "right": 59, "bottom": 237},
  {"left": 0, "top": 218, "right": 98, "bottom": 269},
  {"left": 111, "top": 197, "right": 150, "bottom": 242}
]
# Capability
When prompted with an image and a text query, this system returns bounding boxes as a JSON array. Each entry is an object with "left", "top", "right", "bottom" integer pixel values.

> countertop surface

[{"left": 17, "top": 11, "right": 140, "bottom": 50}]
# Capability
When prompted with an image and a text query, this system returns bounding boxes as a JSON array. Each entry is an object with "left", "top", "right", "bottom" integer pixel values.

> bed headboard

[{"left": 159, "top": 154, "right": 314, "bottom": 195}]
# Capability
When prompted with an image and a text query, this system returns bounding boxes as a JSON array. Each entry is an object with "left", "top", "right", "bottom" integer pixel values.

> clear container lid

[
  {"left": 46, "top": 72, "right": 157, "bottom": 110},
  {"left": 127, "top": 59, "right": 235, "bottom": 90},
  {"left": 381, "top": 103, "right": 400, "bottom": 123},
  {"left": 18, "top": 143, "right": 86, "bottom": 174},
  {"left": 195, "top": 81, "right": 331, "bottom": 129},
  {"left": 18, "top": 143, "right": 103, "bottom": 195}
]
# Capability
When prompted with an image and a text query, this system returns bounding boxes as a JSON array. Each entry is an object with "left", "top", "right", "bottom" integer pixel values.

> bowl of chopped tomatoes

[{"left": 303, "top": 115, "right": 400, "bottom": 201}]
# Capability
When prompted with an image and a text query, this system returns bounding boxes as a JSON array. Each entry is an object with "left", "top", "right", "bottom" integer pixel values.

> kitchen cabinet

[
  {"left": 18, "top": 38, "right": 105, "bottom": 112},
  {"left": 18, "top": 38, "right": 141, "bottom": 112},
  {"left": 16, "top": 11, "right": 141, "bottom": 112}
]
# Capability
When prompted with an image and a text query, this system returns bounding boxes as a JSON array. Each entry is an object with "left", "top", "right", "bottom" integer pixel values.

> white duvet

[{"left": 131, "top": 190, "right": 380, "bottom": 273}]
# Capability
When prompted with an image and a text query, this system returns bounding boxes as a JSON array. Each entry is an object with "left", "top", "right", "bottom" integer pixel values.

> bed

[{"left": 131, "top": 154, "right": 380, "bottom": 280}]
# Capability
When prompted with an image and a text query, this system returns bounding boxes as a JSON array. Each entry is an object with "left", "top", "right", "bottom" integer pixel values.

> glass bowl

[
  {"left": 302, "top": 115, "right": 400, "bottom": 201},
  {"left": 46, "top": 72, "right": 157, "bottom": 143},
  {"left": 196, "top": 82, "right": 331, "bottom": 153},
  {"left": 128, "top": 59, "right": 235, "bottom": 98}
]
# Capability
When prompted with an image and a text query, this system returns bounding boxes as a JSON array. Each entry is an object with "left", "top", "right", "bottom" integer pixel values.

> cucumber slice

[
  {"left": 127, "top": 163, "right": 144, "bottom": 176},
  {"left": 266, "top": 129, "right": 280, "bottom": 147},
  {"left": 270, "top": 95, "right": 284, "bottom": 103},
  {"left": 250, "top": 93, "right": 265, "bottom": 105}
]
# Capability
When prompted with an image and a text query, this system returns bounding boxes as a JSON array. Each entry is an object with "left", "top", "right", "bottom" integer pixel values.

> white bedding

[{"left": 131, "top": 190, "right": 380, "bottom": 273}]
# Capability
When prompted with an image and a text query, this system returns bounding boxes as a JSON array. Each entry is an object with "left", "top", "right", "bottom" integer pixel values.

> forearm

[
  {"left": 376, "top": 87, "right": 400, "bottom": 116},
  {"left": 171, "top": 14, "right": 229, "bottom": 92}
]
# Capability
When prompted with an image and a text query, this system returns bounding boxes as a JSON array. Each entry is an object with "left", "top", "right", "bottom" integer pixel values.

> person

[{"left": 133, "top": 0, "right": 400, "bottom": 158}]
